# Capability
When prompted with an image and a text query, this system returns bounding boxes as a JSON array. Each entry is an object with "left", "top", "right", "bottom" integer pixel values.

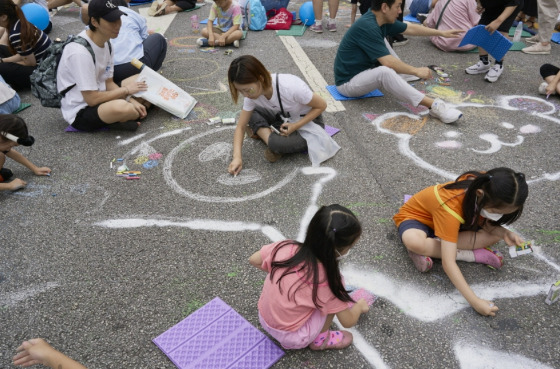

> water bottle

[
  {"left": 191, "top": 15, "right": 199, "bottom": 33},
  {"left": 513, "top": 21, "right": 523, "bottom": 42}
]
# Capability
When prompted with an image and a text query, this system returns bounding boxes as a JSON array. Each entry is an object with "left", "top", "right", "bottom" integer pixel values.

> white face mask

[
  {"left": 336, "top": 249, "right": 351, "bottom": 261},
  {"left": 480, "top": 209, "right": 503, "bottom": 221}
]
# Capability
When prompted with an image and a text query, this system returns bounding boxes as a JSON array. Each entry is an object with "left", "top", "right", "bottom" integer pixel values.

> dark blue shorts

[{"left": 397, "top": 219, "right": 435, "bottom": 241}]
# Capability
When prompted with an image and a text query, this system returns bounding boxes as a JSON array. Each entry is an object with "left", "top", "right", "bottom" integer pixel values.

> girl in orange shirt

[{"left": 393, "top": 167, "right": 528, "bottom": 316}]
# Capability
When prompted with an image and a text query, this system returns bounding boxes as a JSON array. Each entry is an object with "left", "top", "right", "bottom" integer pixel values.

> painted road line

[
  {"left": 279, "top": 36, "right": 345, "bottom": 113},
  {"left": 139, "top": 7, "right": 177, "bottom": 35}
]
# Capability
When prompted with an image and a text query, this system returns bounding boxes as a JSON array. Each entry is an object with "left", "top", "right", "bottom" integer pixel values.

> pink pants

[{"left": 258, "top": 309, "right": 327, "bottom": 349}]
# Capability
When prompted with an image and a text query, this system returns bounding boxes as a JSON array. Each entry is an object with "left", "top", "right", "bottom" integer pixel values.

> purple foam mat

[
  {"left": 153, "top": 297, "right": 284, "bottom": 369},
  {"left": 325, "top": 125, "right": 340, "bottom": 137},
  {"left": 64, "top": 125, "right": 109, "bottom": 132}
]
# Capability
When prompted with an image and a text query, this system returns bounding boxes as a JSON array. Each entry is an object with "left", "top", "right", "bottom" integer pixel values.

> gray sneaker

[
  {"left": 429, "top": 98, "right": 463, "bottom": 124},
  {"left": 465, "top": 60, "right": 491, "bottom": 75},
  {"left": 522, "top": 42, "right": 551, "bottom": 54}
]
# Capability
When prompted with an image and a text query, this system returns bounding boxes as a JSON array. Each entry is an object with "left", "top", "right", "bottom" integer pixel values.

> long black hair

[
  {"left": 444, "top": 168, "right": 528, "bottom": 231},
  {"left": 269, "top": 204, "right": 362, "bottom": 309}
]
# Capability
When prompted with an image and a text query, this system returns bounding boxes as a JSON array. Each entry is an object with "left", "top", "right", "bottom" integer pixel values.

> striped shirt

[{"left": 8, "top": 20, "right": 51, "bottom": 62}]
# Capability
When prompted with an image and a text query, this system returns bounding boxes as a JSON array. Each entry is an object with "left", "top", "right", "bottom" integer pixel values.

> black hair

[
  {"left": 444, "top": 168, "right": 528, "bottom": 231},
  {"left": 227, "top": 55, "right": 271, "bottom": 104},
  {"left": 0, "top": 114, "right": 29, "bottom": 142},
  {"left": 371, "top": 0, "right": 397, "bottom": 11},
  {"left": 269, "top": 204, "right": 362, "bottom": 309},
  {"left": 88, "top": 16, "right": 100, "bottom": 32}
]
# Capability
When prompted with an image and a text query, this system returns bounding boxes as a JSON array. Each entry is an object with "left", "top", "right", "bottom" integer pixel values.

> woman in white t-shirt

[{"left": 227, "top": 55, "right": 340, "bottom": 176}]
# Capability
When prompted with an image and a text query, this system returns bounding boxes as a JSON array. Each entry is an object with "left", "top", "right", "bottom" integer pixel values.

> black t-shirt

[{"left": 351, "top": 0, "right": 373, "bottom": 15}]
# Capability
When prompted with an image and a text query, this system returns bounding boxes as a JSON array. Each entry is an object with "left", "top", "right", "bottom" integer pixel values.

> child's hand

[
  {"left": 545, "top": 83, "right": 556, "bottom": 96},
  {"left": 130, "top": 99, "right": 148, "bottom": 119},
  {"left": 485, "top": 20, "right": 501, "bottom": 34},
  {"left": 8, "top": 178, "right": 26, "bottom": 190},
  {"left": 13, "top": 338, "right": 55, "bottom": 367},
  {"left": 472, "top": 297, "right": 499, "bottom": 316},
  {"left": 208, "top": 34, "right": 215, "bottom": 46},
  {"left": 228, "top": 158, "right": 242, "bottom": 176},
  {"left": 33, "top": 167, "right": 51, "bottom": 176},
  {"left": 504, "top": 230, "right": 524, "bottom": 246},
  {"left": 356, "top": 298, "right": 370, "bottom": 313}
]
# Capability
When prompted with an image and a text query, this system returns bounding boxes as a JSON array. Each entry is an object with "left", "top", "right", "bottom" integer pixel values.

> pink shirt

[
  {"left": 257, "top": 242, "right": 349, "bottom": 332},
  {"left": 425, "top": 0, "right": 480, "bottom": 51}
]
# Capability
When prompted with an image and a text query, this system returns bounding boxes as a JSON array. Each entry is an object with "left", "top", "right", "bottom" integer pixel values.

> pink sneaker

[
  {"left": 473, "top": 247, "right": 504, "bottom": 269},
  {"left": 309, "top": 330, "right": 353, "bottom": 350},
  {"left": 407, "top": 250, "right": 433, "bottom": 272},
  {"left": 327, "top": 22, "right": 337, "bottom": 32},
  {"left": 309, "top": 24, "right": 323, "bottom": 33}
]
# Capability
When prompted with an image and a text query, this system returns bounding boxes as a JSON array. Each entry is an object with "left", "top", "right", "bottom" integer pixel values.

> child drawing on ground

[
  {"left": 0, "top": 114, "right": 50, "bottom": 191},
  {"left": 249, "top": 205, "right": 369, "bottom": 350},
  {"left": 197, "top": 0, "right": 243, "bottom": 48},
  {"left": 227, "top": 55, "right": 339, "bottom": 174},
  {"left": 393, "top": 168, "right": 528, "bottom": 316},
  {"left": 13, "top": 338, "right": 87, "bottom": 368},
  {"left": 538, "top": 63, "right": 560, "bottom": 97}
]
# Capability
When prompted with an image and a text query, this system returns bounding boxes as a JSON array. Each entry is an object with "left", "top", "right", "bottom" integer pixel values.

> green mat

[
  {"left": 276, "top": 25, "right": 306, "bottom": 36},
  {"left": 508, "top": 26, "right": 531, "bottom": 38},
  {"left": 13, "top": 102, "right": 31, "bottom": 114}
]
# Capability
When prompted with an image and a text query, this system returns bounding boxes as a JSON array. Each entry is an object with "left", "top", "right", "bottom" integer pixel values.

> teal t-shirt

[{"left": 334, "top": 11, "right": 407, "bottom": 86}]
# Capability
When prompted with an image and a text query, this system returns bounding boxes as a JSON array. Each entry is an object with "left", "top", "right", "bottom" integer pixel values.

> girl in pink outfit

[{"left": 249, "top": 204, "right": 369, "bottom": 351}]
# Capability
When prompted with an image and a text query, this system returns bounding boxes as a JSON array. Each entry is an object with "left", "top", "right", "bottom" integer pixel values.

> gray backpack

[{"left": 30, "top": 35, "right": 110, "bottom": 108}]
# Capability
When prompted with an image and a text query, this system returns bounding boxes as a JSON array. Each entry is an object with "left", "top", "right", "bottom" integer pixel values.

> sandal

[
  {"left": 147, "top": 1, "right": 160, "bottom": 16},
  {"left": 407, "top": 250, "right": 433, "bottom": 273},
  {"left": 309, "top": 330, "right": 353, "bottom": 350},
  {"left": 473, "top": 246, "right": 504, "bottom": 270},
  {"left": 154, "top": 3, "right": 167, "bottom": 16}
]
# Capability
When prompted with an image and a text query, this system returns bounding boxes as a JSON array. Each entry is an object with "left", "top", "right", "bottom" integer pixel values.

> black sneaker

[{"left": 0, "top": 168, "right": 13, "bottom": 182}]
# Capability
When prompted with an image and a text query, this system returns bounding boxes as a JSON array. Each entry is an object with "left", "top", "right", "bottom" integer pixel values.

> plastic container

[
  {"left": 191, "top": 14, "right": 199, "bottom": 34},
  {"left": 513, "top": 21, "right": 523, "bottom": 42}
]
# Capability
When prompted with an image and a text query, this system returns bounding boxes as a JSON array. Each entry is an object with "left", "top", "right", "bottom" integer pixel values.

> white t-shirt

[
  {"left": 57, "top": 30, "right": 114, "bottom": 124},
  {"left": 242, "top": 74, "right": 313, "bottom": 122}
]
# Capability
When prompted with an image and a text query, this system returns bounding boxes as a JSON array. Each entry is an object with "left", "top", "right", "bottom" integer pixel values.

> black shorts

[
  {"left": 173, "top": 0, "right": 196, "bottom": 11},
  {"left": 71, "top": 105, "right": 109, "bottom": 132},
  {"left": 540, "top": 64, "right": 560, "bottom": 79},
  {"left": 479, "top": 6, "right": 521, "bottom": 33},
  {"left": 397, "top": 219, "right": 436, "bottom": 241}
]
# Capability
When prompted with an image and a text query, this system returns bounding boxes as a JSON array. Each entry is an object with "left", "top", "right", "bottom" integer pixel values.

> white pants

[
  {"left": 537, "top": 0, "right": 560, "bottom": 42},
  {"left": 336, "top": 39, "right": 425, "bottom": 106}
]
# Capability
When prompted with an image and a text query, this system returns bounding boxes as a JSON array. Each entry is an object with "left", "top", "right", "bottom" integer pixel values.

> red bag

[{"left": 264, "top": 7, "right": 293, "bottom": 30}]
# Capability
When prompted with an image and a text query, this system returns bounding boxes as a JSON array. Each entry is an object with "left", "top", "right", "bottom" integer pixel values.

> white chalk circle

[
  {"left": 217, "top": 169, "right": 261, "bottom": 186},
  {"left": 519, "top": 124, "right": 541, "bottom": 134},
  {"left": 163, "top": 126, "right": 299, "bottom": 203}
]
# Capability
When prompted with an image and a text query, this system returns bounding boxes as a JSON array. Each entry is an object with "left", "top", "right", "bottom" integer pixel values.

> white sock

[
  {"left": 315, "top": 20, "right": 322, "bottom": 26},
  {"left": 328, "top": 18, "right": 336, "bottom": 24},
  {"left": 456, "top": 249, "right": 475, "bottom": 262}
]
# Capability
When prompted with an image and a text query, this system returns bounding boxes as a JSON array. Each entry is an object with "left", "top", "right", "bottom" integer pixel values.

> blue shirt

[
  {"left": 334, "top": 11, "right": 407, "bottom": 86},
  {"left": 112, "top": 6, "right": 149, "bottom": 65}
]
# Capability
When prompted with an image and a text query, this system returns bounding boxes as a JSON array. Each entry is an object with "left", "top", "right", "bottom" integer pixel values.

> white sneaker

[
  {"left": 465, "top": 60, "right": 491, "bottom": 75},
  {"left": 522, "top": 42, "right": 551, "bottom": 54},
  {"left": 538, "top": 81, "right": 549, "bottom": 95},
  {"left": 429, "top": 98, "right": 463, "bottom": 124},
  {"left": 484, "top": 64, "right": 503, "bottom": 83},
  {"left": 526, "top": 34, "right": 539, "bottom": 43},
  {"left": 233, "top": 40, "right": 240, "bottom": 48}
]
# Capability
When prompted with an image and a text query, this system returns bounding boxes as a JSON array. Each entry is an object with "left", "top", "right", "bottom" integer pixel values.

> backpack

[
  {"left": 30, "top": 35, "right": 110, "bottom": 108},
  {"left": 240, "top": 0, "right": 267, "bottom": 31}
]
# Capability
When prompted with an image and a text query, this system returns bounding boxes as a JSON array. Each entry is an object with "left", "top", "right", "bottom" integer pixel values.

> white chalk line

[
  {"left": 0, "top": 282, "right": 59, "bottom": 307},
  {"left": 454, "top": 342, "right": 554, "bottom": 369},
  {"left": 278, "top": 36, "right": 345, "bottom": 113}
]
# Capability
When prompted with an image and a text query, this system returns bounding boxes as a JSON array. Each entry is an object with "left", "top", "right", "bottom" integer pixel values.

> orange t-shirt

[{"left": 393, "top": 180, "right": 469, "bottom": 243}]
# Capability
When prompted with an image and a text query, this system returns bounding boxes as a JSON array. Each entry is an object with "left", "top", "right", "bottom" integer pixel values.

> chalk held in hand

[{"left": 347, "top": 288, "right": 377, "bottom": 308}]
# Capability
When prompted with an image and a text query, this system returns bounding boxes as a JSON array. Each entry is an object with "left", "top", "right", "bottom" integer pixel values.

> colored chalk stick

[
  {"left": 458, "top": 25, "right": 512, "bottom": 61},
  {"left": 326, "top": 85, "right": 383, "bottom": 101},
  {"left": 153, "top": 297, "right": 284, "bottom": 369}
]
